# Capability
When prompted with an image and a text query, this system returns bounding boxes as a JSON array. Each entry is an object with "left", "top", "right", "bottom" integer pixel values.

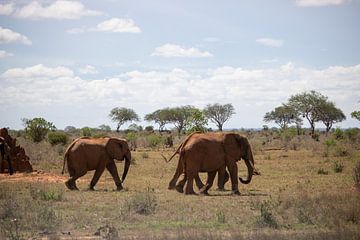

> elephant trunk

[
  {"left": 121, "top": 150, "right": 131, "bottom": 183},
  {"left": 239, "top": 147, "right": 254, "bottom": 184}
]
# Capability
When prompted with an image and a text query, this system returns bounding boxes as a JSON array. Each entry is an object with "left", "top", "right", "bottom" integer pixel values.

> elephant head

[
  {"left": 235, "top": 135, "right": 255, "bottom": 184},
  {"left": 105, "top": 138, "right": 131, "bottom": 182}
]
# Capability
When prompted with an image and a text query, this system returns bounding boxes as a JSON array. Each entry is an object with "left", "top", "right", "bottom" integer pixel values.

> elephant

[
  {"left": 0, "top": 137, "right": 14, "bottom": 175},
  {"left": 165, "top": 151, "right": 230, "bottom": 191},
  {"left": 62, "top": 137, "right": 131, "bottom": 191},
  {"left": 167, "top": 132, "right": 256, "bottom": 195}
]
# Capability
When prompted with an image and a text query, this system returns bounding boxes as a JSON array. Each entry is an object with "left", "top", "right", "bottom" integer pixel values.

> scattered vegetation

[
  {"left": 22, "top": 117, "right": 56, "bottom": 142},
  {"left": 47, "top": 131, "right": 68, "bottom": 146},
  {"left": 123, "top": 187, "right": 157, "bottom": 215}
]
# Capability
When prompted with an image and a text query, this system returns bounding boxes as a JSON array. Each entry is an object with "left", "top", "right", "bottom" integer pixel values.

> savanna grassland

[{"left": 1, "top": 129, "right": 360, "bottom": 239}]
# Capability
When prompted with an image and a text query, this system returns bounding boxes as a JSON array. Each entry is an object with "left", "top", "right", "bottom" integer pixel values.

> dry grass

[{"left": 0, "top": 131, "right": 359, "bottom": 239}]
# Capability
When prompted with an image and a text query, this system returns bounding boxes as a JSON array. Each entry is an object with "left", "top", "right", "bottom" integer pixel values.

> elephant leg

[
  {"left": 217, "top": 168, "right": 230, "bottom": 191},
  {"left": 184, "top": 171, "right": 197, "bottom": 195},
  {"left": 106, "top": 161, "right": 123, "bottom": 191},
  {"left": 200, "top": 171, "right": 216, "bottom": 195},
  {"left": 195, "top": 174, "right": 205, "bottom": 190},
  {"left": 175, "top": 173, "right": 186, "bottom": 193},
  {"left": 169, "top": 159, "right": 182, "bottom": 190},
  {"left": 228, "top": 162, "right": 240, "bottom": 195},
  {"left": 65, "top": 167, "right": 83, "bottom": 190},
  {"left": 89, "top": 166, "right": 105, "bottom": 190}
]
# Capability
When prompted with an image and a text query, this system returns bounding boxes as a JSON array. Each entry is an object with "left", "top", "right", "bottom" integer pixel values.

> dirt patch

[{"left": 0, "top": 171, "right": 68, "bottom": 184}]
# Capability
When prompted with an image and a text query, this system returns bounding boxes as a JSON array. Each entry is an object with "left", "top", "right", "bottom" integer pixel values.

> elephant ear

[
  {"left": 106, "top": 138, "right": 127, "bottom": 161},
  {"left": 234, "top": 135, "right": 249, "bottom": 160},
  {"left": 223, "top": 133, "right": 241, "bottom": 160}
]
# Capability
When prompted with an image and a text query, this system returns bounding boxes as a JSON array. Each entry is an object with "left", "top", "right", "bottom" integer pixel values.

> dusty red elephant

[
  {"left": 62, "top": 137, "right": 131, "bottom": 191},
  {"left": 166, "top": 132, "right": 257, "bottom": 195}
]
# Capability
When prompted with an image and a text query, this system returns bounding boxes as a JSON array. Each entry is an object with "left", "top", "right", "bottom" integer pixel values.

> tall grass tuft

[{"left": 124, "top": 187, "right": 157, "bottom": 215}]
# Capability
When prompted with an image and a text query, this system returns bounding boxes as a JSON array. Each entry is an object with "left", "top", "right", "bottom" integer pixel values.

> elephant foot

[
  {"left": 199, "top": 190, "right": 209, "bottom": 196},
  {"left": 232, "top": 190, "right": 241, "bottom": 196},
  {"left": 65, "top": 180, "right": 78, "bottom": 190},
  {"left": 216, "top": 187, "right": 226, "bottom": 191},
  {"left": 175, "top": 185, "right": 184, "bottom": 193}
]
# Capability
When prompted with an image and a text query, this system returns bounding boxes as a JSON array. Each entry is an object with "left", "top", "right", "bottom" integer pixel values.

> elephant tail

[{"left": 162, "top": 131, "right": 200, "bottom": 163}]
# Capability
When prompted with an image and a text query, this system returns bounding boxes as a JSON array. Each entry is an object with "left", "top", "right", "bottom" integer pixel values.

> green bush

[
  {"left": 333, "top": 160, "right": 344, "bottom": 173},
  {"left": 124, "top": 187, "right": 157, "bottom": 215},
  {"left": 256, "top": 200, "right": 278, "bottom": 228},
  {"left": 23, "top": 117, "right": 56, "bottom": 142},
  {"left": 345, "top": 128, "right": 360, "bottom": 142},
  {"left": 81, "top": 127, "right": 92, "bottom": 137},
  {"left": 47, "top": 131, "right": 68, "bottom": 146},
  {"left": 333, "top": 128, "right": 344, "bottom": 140},
  {"left": 146, "top": 134, "right": 163, "bottom": 148},
  {"left": 30, "top": 184, "right": 63, "bottom": 201}
]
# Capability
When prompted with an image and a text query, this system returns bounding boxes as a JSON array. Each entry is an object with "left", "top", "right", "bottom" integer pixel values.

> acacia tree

[
  {"left": 263, "top": 104, "right": 301, "bottom": 130},
  {"left": 288, "top": 91, "right": 328, "bottom": 136},
  {"left": 144, "top": 108, "right": 171, "bottom": 131},
  {"left": 352, "top": 111, "right": 360, "bottom": 122},
  {"left": 109, "top": 107, "right": 139, "bottom": 132},
  {"left": 168, "top": 106, "right": 198, "bottom": 134},
  {"left": 22, "top": 117, "right": 56, "bottom": 142},
  {"left": 204, "top": 103, "right": 235, "bottom": 131},
  {"left": 186, "top": 108, "right": 208, "bottom": 133},
  {"left": 318, "top": 101, "right": 346, "bottom": 133}
]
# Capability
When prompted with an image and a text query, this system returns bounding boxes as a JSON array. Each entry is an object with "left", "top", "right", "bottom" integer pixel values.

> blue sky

[{"left": 0, "top": 0, "right": 359, "bottom": 130}]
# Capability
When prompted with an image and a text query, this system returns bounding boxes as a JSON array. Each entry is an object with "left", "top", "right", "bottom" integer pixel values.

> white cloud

[
  {"left": 0, "top": 26, "right": 32, "bottom": 45},
  {"left": 95, "top": 18, "right": 141, "bottom": 33},
  {"left": 79, "top": 65, "right": 98, "bottom": 75},
  {"left": 256, "top": 38, "right": 283, "bottom": 48},
  {"left": 152, "top": 44, "right": 213, "bottom": 58},
  {"left": 0, "top": 50, "right": 13, "bottom": 58},
  {"left": 67, "top": 18, "right": 141, "bottom": 34},
  {"left": 1, "top": 63, "right": 358, "bottom": 128},
  {"left": 1, "top": 64, "right": 74, "bottom": 79},
  {"left": 296, "top": 0, "right": 350, "bottom": 7},
  {"left": 13, "top": 1, "right": 102, "bottom": 20},
  {"left": 0, "top": 3, "right": 14, "bottom": 15}
]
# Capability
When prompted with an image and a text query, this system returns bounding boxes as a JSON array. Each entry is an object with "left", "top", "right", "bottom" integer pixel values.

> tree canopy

[
  {"left": 22, "top": 117, "right": 56, "bottom": 142},
  {"left": 144, "top": 108, "right": 171, "bottom": 131},
  {"left": 204, "top": 103, "right": 235, "bottom": 131},
  {"left": 317, "top": 101, "right": 346, "bottom": 133},
  {"left": 351, "top": 111, "right": 360, "bottom": 122},
  {"left": 264, "top": 104, "right": 301, "bottom": 130},
  {"left": 109, "top": 107, "right": 140, "bottom": 132}
]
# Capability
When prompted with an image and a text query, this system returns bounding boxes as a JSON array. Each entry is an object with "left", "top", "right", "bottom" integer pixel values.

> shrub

[
  {"left": 47, "top": 131, "right": 68, "bottom": 146},
  {"left": 353, "top": 161, "right": 360, "bottom": 190},
  {"left": 124, "top": 187, "right": 157, "bottom": 215},
  {"left": 256, "top": 200, "right": 278, "bottom": 228},
  {"left": 81, "top": 127, "right": 92, "bottom": 137},
  {"left": 333, "top": 160, "right": 344, "bottom": 173},
  {"left": 146, "top": 134, "right": 163, "bottom": 148},
  {"left": 345, "top": 128, "right": 360, "bottom": 142},
  {"left": 30, "top": 184, "right": 63, "bottom": 201},
  {"left": 334, "top": 145, "right": 349, "bottom": 157},
  {"left": 22, "top": 117, "right": 56, "bottom": 142},
  {"left": 333, "top": 128, "right": 344, "bottom": 140}
]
